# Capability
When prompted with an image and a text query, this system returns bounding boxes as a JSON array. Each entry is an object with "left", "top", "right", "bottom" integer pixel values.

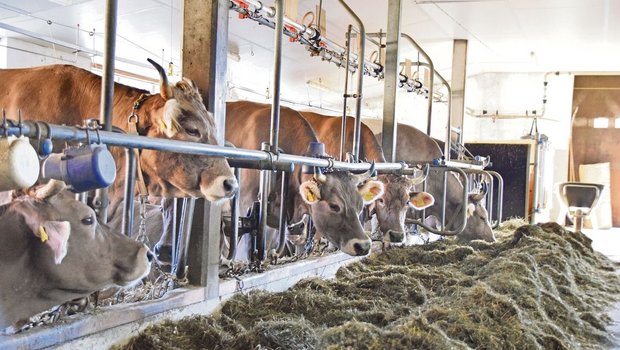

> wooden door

[{"left": 572, "top": 76, "right": 620, "bottom": 227}]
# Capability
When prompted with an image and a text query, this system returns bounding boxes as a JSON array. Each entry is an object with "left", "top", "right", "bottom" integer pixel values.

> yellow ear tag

[
  {"left": 363, "top": 192, "right": 375, "bottom": 202},
  {"left": 306, "top": 190, "right": 316, "bottom": 202},
  {"left": 39, "top": 225, "right": 49, "bottom": 243}
]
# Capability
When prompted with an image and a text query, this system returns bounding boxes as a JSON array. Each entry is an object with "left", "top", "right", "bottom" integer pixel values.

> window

[
  {"left": 615, "top": 117, "right": 620, "bottom": 128},
  {"left": 593, "top": 117, "right": 609, "bottom": 128}
]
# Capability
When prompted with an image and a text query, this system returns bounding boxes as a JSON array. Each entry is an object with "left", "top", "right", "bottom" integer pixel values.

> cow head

[
  {"left": 136, "top": 59, "right": 238, "bottom": 202},
  {"left": 372, "top": 172, "right": 434, "bottom": 243},
  {"left": 0, "top": 181, "right": 152, "bottom": 328},
  {"left": 298, "top": 167, "right": 384, "bottom": 256},
  {"left": 458, "top": 184, "right": 495, "bottom": 242}
]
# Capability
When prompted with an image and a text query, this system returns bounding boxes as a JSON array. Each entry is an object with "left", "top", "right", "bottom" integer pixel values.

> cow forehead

[{"left": 321, "top": 172, "right": 363, "bottom": 206}]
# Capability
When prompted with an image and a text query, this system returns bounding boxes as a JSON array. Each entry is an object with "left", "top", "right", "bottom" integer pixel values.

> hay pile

[{"left": 118, "top": 222, "right": 620, "bottom": 349}]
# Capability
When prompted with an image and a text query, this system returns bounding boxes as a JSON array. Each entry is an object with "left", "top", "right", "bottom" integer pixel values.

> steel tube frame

[
  {"left": 337, "top": 0, "right": 365, "bottom": 161},
  {"left": 232, "top": 0, "right": 381, "bottom": 75},
  {"left": 226, "top": 167, "right": 241, "bottom": 261},
  {"left": 276, "top": 170, "right": 289, "bottom": 256},
  {"left": 340, "top": 25, "right": 353, "bottom": 161},
  {"left": 121, "top": 148, "right": 137, "bottom": 237},
  {"left": 433, "top": 71, "right": 453, "bottom": 160},
  {"left": 380, "top": 0, "right": 401, "bottom": 163},
  {"left": 400, "top": 34, "right": 434, "bottom": 135},
  {"left": 2, "top": 121, "right": 423, "bottom": 174},
  {"left": 93, "top": 0, "right": 118, "bottom": 224},
  {"left": 463, "top": 169, "right": 504, "bottom": 229},
  {"left": 406, "top": 166, "right": 468, "bottom": 236}
]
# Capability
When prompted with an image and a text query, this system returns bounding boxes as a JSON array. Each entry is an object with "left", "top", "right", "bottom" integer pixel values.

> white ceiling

[{"left": 0, "top": 0, "right": 619, "bottom": 112}]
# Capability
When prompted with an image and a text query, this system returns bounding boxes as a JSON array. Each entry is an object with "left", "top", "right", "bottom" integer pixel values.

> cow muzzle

[
  {"left": 115, "top": 244, "right": 152, "bottom": 287},
  {"left": 341, "top": 238, "right": 372, "bottom": 256},
  {"left": 201, "top": 175, "right": 239, "bottom": 202},
  {"left": 385, "top": 229, "right": 405, "bottom": 244}
]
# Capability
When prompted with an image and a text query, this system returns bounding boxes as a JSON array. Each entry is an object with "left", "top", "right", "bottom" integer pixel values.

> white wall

[
  {"left": 463, "top": 72, "right": 575, "bottom": 223},
  {"left": 0, "top": 37, "right": 91, "bottom": 69}
]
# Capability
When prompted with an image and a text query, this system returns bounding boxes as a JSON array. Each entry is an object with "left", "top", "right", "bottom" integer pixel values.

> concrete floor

[{"left": 583, "top": 228, "right": 620, "bottom": 349}]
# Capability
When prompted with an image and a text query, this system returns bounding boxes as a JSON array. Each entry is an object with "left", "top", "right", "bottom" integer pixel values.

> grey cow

[{"left": 0, "top": 181, "right": 152, "bottom": 330}]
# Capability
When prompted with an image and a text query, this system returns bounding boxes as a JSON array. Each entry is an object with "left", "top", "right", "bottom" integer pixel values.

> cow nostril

[
  {"left": 388, "top": 230, "right": 404, "bottom": 243},
  {"left": 146, "top": 250, "right": 154, "bottom": 262},
  {"left": 223, "top": 177, "right": 238, "bottom": 194},
  {"left": 353, "top": 241, "right": 371, "bottom": 255}
]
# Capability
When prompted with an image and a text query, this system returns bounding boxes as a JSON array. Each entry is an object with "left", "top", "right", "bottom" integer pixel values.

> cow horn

[
  {"left": 354, "top": 161, "right": 376, "bottom": 185},
  {"left": 35, "top": 180, "right": 66, "bottom": 200},
  {"left": 147, "top": 58, "right": 173, "bottom": 100},
  {"left": 313, "top": 166, "right": 327, "bottom": 183},
  {"left": 470, "top": 182, "right": 487, "bottom": 202}
]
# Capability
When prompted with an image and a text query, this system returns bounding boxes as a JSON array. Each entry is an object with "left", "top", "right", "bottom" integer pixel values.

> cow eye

[
  {"left": 185, "top": 127, "right": 201, "bottom": 137},
  {"left": 81, "top": 215, "right": 95, "bottom": 225},
  {"left": 376, "top": 198, "right": 384, "bottom": 205},
  {"left": 329, "top": 203, "right": 341, "bottom": 212}
]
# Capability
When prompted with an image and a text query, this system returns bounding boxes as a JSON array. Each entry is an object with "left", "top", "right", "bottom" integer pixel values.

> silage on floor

[{"left": 118, "top": 221, "right": 620, "bottom": 350}]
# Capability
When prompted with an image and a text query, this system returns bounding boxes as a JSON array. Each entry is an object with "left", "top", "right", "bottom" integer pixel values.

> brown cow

[
  {"left": 299, "top": 112, "right": 433, "bottom": 244},
  {"left": 225, "top": 101, "right": 384, "bottom": 257},
  {"left": 0, "top": 62, "right": 238, "bottom": 215},
  {"left": 376, "top": 123, "right": 495, "bottom": 242},
  {"left": 0, "top": 181, "right": 152, "bottom": 330}
]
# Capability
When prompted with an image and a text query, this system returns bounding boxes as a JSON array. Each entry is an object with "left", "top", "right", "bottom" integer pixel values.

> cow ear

[
  {"left": 466, "top": 203, "right": 476, "bottom": 217},
  {"left": 178, "top": 78, "right": 202, "bottom": 101},
  {"left": 409, "top": 191, "right": 435, "bottom": 210},
  {"left": 33, "top": 221, "right": 71, "bottom": 264},
  {"left": 13, "top": 201, "right": 71, "bottom": 264},
  {"left": 299, "top": 181, "right": 321, "bottom": 205},
  {"left": 159, "top": 99, "right": 182, "bottom": 137},
  {"left": 34, "top": 180, "right": 66, "bottom": 200},
  {"left": 358, "top": 180, "right": 384, "bottom": 205}
]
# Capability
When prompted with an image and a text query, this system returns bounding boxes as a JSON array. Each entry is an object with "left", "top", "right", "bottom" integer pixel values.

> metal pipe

[
  {"left": 269, "top": 0, "right": 284, "bottom": 153},
  {"left": 337, "top": 0, "right": 365, "bottom": 161},
  {"left": 227, "top": 167, "right": 241, "bottom": 261},
  {"left": 401, "top": 33, "right": 434, "bottom": 134},
  {"left": 488, "top": 170, "right": 504, "bottom": 228},
  {"left": 100, "top": 0, "right": 117, "bottom": 132},
  {"left": 2, "top": 121, "right": 423, "bottom": 174},
  {"left": 231, "top": 0, "right": 382, "bottom": 75},
  {"left": 121, "top": 148, "right": 137, "bottom": 237},
  {"left": 340, "top": 25, "right": 353, "bottom": 161},
  {"left": 276, "top": 170, "right": 289, "bottom": 256},
  {"left": 530, "top": 134, "right": 542, "bottom": 224},
  {"left": 176, "top": 198, "right": 196, "bottom": 279},
  {"left": 434, "top": 71, "right": 452, "bottom": 160},
  {"left": 406, "top": 166, "right": 468, "bottom": 236},
  {"left": 94, "top": 0, "right": 118, "bottom": 224},
  {"left": 257, "top": 161, "right": 271, "bottom": 261},
  {"left": 380, "top": 0, "right": 401, "bottom": 163}
]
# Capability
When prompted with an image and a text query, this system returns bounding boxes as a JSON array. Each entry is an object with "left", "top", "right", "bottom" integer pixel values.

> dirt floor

[{"left": 117, "top": 220, "right": 620, "bottom": 350}]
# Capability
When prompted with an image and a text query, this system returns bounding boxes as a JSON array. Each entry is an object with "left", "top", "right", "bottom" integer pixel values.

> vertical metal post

[
  {"left": 380, "top": 0, "right": 402, "bottom": 162},
  {"left": 227, "top": 167, "right": 241, "bottom": 261},
  {"left": 338, "top": 0, "right": 366, "bottom": 161},
  {"left": 95, "top": 0, "right": 118, "bottom": 223},
  {"left": 340, "top": 25, "right": 353, "bottom": 162},
  {"left": 270, "top": 0, "right": 284, "bottom": 153},
  {"left": 450, "top": 39, "right": 468, "bottom": 147},
  {"left": 434, "top": 71, "right": 452, "bottom": 160},
  {"left": 530, "top": 134, "right": 542, "bottom": 224},
  {"left": 276, "top": 170, "right": 290, "bottom": 256},
  {"left": 181, "top": 0, "right": 228, "bottom": 295},
  {"left": 122, "top": 148, "right": 137, "bottom": 237}
]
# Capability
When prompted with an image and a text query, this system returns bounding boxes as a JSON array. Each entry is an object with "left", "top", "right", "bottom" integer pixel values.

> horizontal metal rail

[{"left": 0, "top": 120, "right": 420, "bottom": 175}]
